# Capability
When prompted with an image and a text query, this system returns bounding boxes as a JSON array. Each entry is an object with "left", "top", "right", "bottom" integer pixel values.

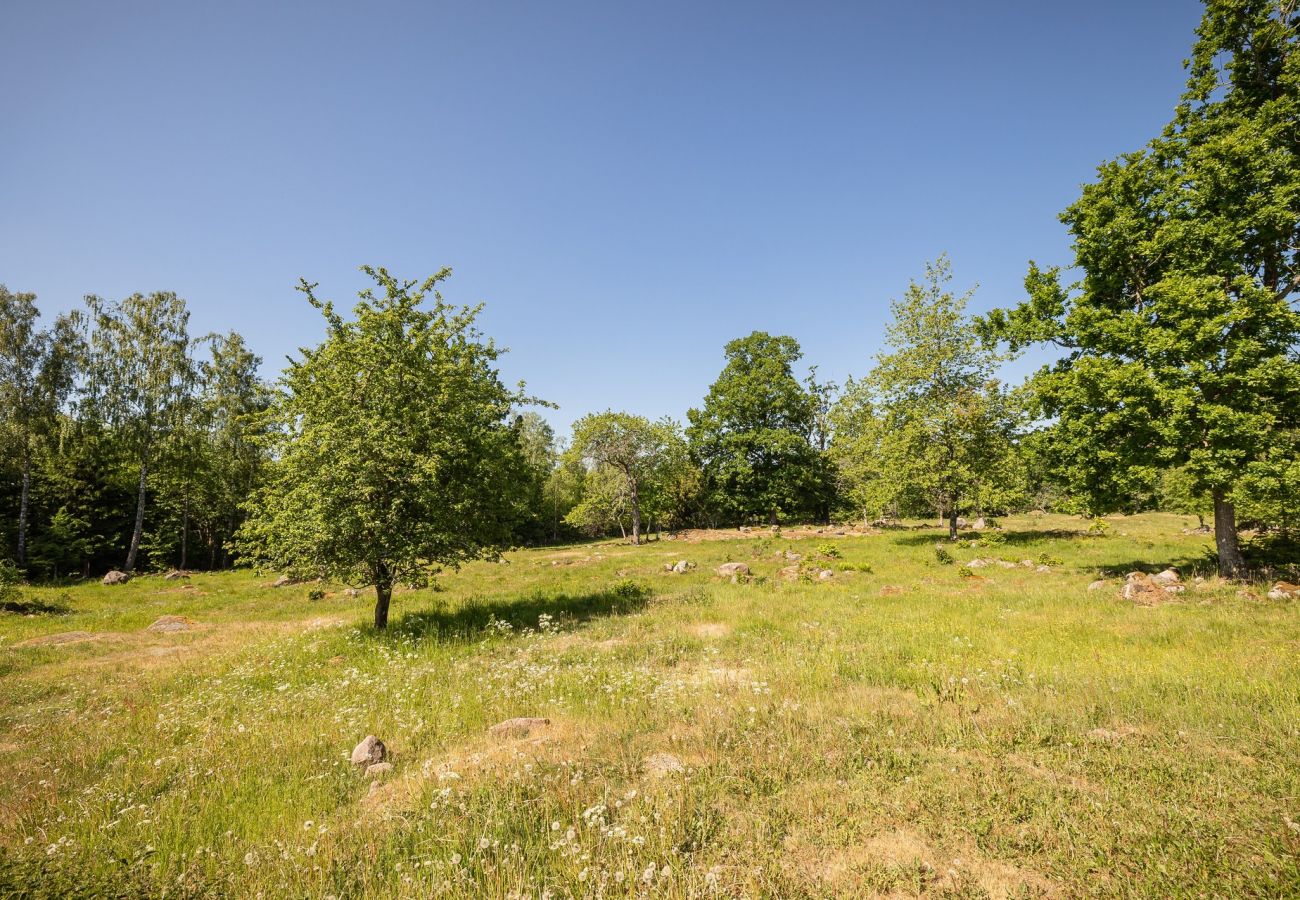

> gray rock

[
  {"left": 365, "top": 762, "right": 393, "bottom": 777},
  {"left": 1087, "top": 580, "right": 1106, "bottom": 591},
  {"left": 102, "top": 570, "right": 130, "bottom": 585},
  {"left": 351, "top": 735, "right": 386, "bottom": 766},
  {"left": 146, "top": 615, "right": 196, "bottom": 633},
  {"left": 1153, "top": 568, "right": 1181, "bottom": 584},
  {"left": 1268, "top": 582, "right": 1300, "bottom": 601},
  {"left": 715, "top": 562, "right": 750, "bottom": 578},
  {"left": 817, "top": 569, "right": 834, "bottom": 581},
  {"left": 670, "top": 560, "right": 693, "bottom": 574}
]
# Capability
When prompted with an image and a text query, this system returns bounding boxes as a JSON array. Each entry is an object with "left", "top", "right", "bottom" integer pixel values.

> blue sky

[{"left": 2, "top": 0, "right": 1203, "bottom": 434}]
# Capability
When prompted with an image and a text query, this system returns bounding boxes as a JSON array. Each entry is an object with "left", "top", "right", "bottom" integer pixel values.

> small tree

[
  {"left": 565, "top": 412, "right": 679, "bottom": 545},
  {"left": 237, "top": 267, "right": 531, "bottom": 629},
  {"left": 867, "top": 257, "right": 1021, "bottom": 539}
]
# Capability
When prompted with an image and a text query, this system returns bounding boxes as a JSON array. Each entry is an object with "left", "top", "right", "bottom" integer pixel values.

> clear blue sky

[{"left": 2, "top": 0, "right": 1203, "bottom": 434}]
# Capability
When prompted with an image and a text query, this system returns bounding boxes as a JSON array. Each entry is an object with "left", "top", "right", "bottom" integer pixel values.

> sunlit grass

[{"left": 1, "top": 513, "right": 1297, "bottom": 897}]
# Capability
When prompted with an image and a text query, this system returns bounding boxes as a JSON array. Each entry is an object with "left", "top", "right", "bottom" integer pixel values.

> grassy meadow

[{"left": 1, "top": 513, "right": 1298, "bottom": 898}]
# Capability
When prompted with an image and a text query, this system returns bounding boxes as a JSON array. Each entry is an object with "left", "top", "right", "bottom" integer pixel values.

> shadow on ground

[
  {"left": 889, "top": 528, "right": 1087, "bottom": 546},
  {"left": 1, "top": 594, "right": 72, "bottom": 616},
  {"left": 363, "top": 581, "right": 654, "bottom": 644}
]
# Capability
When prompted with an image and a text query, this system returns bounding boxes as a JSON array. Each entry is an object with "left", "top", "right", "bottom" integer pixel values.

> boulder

[
  {"left": 971, "top": 517, "right": 989, "bottom": 530},
  {"left": 670, "top": 560, "right": 693, "bottom": 574},
  {"left": 163, "top": 570, "right": 190, "bottom": 581},
  {"left": 102, "top": 570, "right": 130, "bottom": 585},
  {"left": 351, "top": 735, "right": 387, "bottom": 766},
  {"left": 955, "top": 517, "right": 969, "bottom": 529},
  {"left": 1087, "top": 580, "right": 1106, "bottom": 591},
  {"left": 1122, "top": 573, "right": 1182, "bottom": 605},
  {"left": 715, "top": 562, "right": 750, "bottom": 578},
  {"left": 273, "top": 575, "right": 295, "bottom": 588},
  {"left": 365, "top": 762, "right": 393, "bottom": 777},
  {"left": 1153, "top": 568, "right": 1181, "bottom": 585},
  {"left": 966, "top": 558, "right": 989, "bottom": 568},
  {"left": 488, "top": 716, "right": 550, "bottom": 738},
  {"left": 817, "top": 569, "right": 835, "bottom": 581},
  {"left": 1268, "top": 582, "right": 1300, "bottom": 601}
]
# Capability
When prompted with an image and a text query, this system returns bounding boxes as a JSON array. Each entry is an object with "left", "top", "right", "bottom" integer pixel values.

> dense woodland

[{"left": 2, "top": 1, "right": 1298, "bottom": 606}]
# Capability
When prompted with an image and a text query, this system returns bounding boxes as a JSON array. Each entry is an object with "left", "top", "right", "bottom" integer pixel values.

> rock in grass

[
  {"left": 670, "top": 560, "right": 693, "bottom": 574},
  {"left": 14, "top": 631, "right": 96, "bottom": 648},
  {"left": 365, "top": 762, "right": 393, "bottom": 777},
  {"left": 102, "top": 570, "right": 130, "bottom": 585},
  {"left": 163, "top": 570, "right": 190, "bottom": 581},
  {"left": 1153, "top": 568, "right": 1181, "bottom": 584},
  {"left": 488, "top": 717, "right": 550, "bottom": 738},
  {"left": 272, "top": 575, "right": 295, "bottom": 587},
  {"left": 351, "top": 735, "right": 386, "bottom": 766},
  {"left": 1087, "top": 580, "right": 1106, "bottom": 591},
  {"left": 1268, "top": 582, "right": 1300, "bottom": 601},
  {"left": 715, "top": 562, "right": 750, "bottom": 578},
  {"left": 643, "top": 751, "right": 685, "bottom": 778},
  {"left": 146, "top": 615, "right": 196, "bottom": 633}
]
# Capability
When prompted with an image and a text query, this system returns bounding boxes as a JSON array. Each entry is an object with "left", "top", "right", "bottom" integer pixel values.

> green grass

[{"left": 1, "top": 513, "right": 1298, "bottom": 898}]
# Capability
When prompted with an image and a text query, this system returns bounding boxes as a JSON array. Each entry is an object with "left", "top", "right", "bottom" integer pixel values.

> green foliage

[
  {"left": 687, "top": 331, "right": 828, "bottom": 524},
  {"left": 237, "top": 266, "right": 532, "bottom": 628},
  {"left": 976, "top": 529, "right": 1006, "bottom": 547},
  {"left": 981, "top": 2, "right": 1300, "bottom": 575},
  {"left": 1037, "top": 552, "right": 1062, "bottom": 566},
  {"left": 933, "top": 544, "right": 954, "bottom": 565},
  {"left": 307, "top": 588, "right": 325, "bottom": 602},
  {"left": 956, "top": 565, "right": 975, "bottom": 578},
  {"left": 564, "top": 412, "right": 688, "bottom": 543},
  {"left": 814, "top": 542, "right": 841, "bottom": 559},
  {"left": 0, "top": 559, "right": 21, "bottom": 607}
]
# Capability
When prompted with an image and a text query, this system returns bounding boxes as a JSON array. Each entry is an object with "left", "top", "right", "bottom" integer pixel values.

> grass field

[{"left": 1, "top": 513, "right": 1298, "bottom": 898}]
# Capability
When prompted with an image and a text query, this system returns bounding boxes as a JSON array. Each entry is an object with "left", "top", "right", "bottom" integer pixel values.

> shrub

[
  {"left": 1037, "top": 552, "right": 1063, "bottom": 566},
  {"left": 308, "top": 588, "right": 326, "bottom": 602},
  {"left": 957, "top": 565, "right": 975, "bottom": 578},
  {"left": 978, "top": 530, "right": 1006, "bottom": 547},
  {"left": 934, "top": 545, "right": 954, "bottom": 565},
  {"left": 815, "top": 542, "right": 842, "bottom": 559}
]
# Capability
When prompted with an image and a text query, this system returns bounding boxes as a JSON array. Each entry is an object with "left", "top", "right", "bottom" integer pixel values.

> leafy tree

[
  {"left": 1158, "top": 466, "right": 1213, "bottom": 529},
  {"left": 981, "top": 0, "right": 1300, "bottom": 576},
  {"left": 863, "top": 257, "right": 1022, "bottom": 539},
  {"left": 687, "top": 332, "right": 824, "bottom": 524},
  {"left": 564, "top": 412, "right": 679, "bottom": 544},
  {"left": 512, "top": 411, "right": 560, "bottom": 544},
  {"left": 0, "top": 287, "right": 81, "bottom": 567},
  {"left": 83, "top": 292, "right": 195, "bottom": 573},
  {"left": 237, "top": 266, "right": 530, "bottom": 628}
]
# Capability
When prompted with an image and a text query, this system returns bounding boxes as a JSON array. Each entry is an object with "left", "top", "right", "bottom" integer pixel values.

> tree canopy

[{"left": 237, "top": 266, "right": 532, "bottom": 628}]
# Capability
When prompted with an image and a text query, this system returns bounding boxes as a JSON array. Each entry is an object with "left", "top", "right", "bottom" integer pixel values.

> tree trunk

[
  {"left": 124, "top": 455, "right": 148, "bottom": 573},
  {"left": 16, "top": 439, "right": 30, "bottom": 567},
  {"left": 948, "top": 507, "right": 958, "bottom": 541},
  {"left": 1212, "top": 490, "right": 1246, "bottom": 578},
  {"left": 373, "top": 562, "right": 392, "bottom": 629},
  {"left": 629, "top": 479, "right": 641, "bottom": 545},
  {"left": 180, "top": 490, "right": 190, "bottom": 570}
]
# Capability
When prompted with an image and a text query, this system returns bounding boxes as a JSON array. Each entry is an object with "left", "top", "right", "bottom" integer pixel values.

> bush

[
  {"left": 815, "top": 542, "right": 842, "bottom": 559},
  {"left": 1037, "top": 552, "right": 1063, "bottom": 567},
  {"left": 957, "top": 565, "right": 975, "bottom": 578},
  {"left": 837, "top": 562, "right": 873, "bottom": 573},
  {"left": 610, "top": 578, "right": 651, "bottom": 603},
  {"left": 977, "top": 530, "right": 1006, "bottom": 547},
  {"left": 0, "top": 561, "right": 21, "bottom": 607},
  {"left": 934, "top": 545, "right": 954, "bottom": 565},
  {"left": 308, "top": 588, "right": 326, "bottom": 602}
]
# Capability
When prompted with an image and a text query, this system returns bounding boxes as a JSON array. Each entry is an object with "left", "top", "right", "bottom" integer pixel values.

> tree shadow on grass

[
  {"left": 0, "top": 594, "right": 72, "bottom": 616},
  {"left": 889, "top": 529, "right": 1086, "bottom": 547},
  {"left": 361, "top": 580, "right": 654, "bottom": 645}
]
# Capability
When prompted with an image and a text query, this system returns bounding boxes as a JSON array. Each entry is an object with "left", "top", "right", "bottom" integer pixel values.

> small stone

[
  {"left": 817, "top": 569, "right": 834, "bottom": 581},
  {"left": 146, "top": 615, "right": 196, "bottom": 633},
  {"left": 643, "top": 751, "right": 685, "bottom": 778},
  {"left": 966, "top": 558, "right": 989, "bottom": 568},
  {"left": 351, "top": 735, "right": 386, "bottom": 766},
  {"left": 715, "top": 562, "right": 750, "bottom": 578},
  {"left": 1035, "top": 565, "right": 1052, "bottom": 573},
  {"left": 163, "top": 570, "right": 189, "bottom": 581},
  {"left": 365, "top": 762, "right": 393, "bottom": 777},
  {"left": 488, "top": 717, "right": 550, "bottom": 738},
  {"left": 1019, "top": 559, "right": 1035, "bottom": 569},
  {"left": 671, "top": 560, "right": 692, "bottom": 574},
  {"left": 102, "top": 570, "right": 130, "bottom": 585},
  {"left": 1153, "top": 568, "right": 1181, "bottom": 584},
  {"left": 1087, "top": 580, "right": 1106, "bottom": 591}
]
